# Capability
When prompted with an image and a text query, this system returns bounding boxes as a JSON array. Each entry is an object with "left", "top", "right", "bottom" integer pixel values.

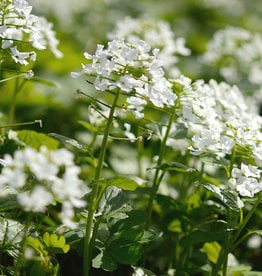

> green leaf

[
  {"left": 78, "top": 120, "right": 101, "bottom": 133},
  {"left": 187, "top": 192, "right": 201, "bottom": 210},
  {"left": 64, "top": 228, "right": 86, "bottom": 245},
  {"left": 139, "top": 230, "right": 157, "bottom": 244},
  {"left": 26, "top": 236, "right": 46, "bottom": 255},
  {"left": 0, "top": 218, "right": 24, "bottom": 245},
  {"left": 0, "top": 194, "right": 19, "bottom": 211},
  {"left": 107, "top": 229, "right": 145, "bottom": 265},
  {"left": 108, "top": 239, "right": 143, "bottom": 265},
  {"left": 156, "top": 194, "right": 180, "bottom": 210},
  {"left": 102, "top": 175, "right": 145, "bottom": 191},
  {"left": 92, "top": 250, "right": 118, "bottom": 272},
  {"left": 203, "top": 183, "right": 241, "bottom": 211},
  {"left": 200, "top": 242, "right": 221, "bottom": 264},
  {"left": 98, "top": 186, "right": 132, "bottom": 219},
  {"left": 48, "top": 133, "right": 93, "bottom": 155},
  {"left": 30, "top": 262, "right": 47, "bottom": 276},
  {"left": 42, "top": 233, "right": 70, "bottom": 254},
  {"left": 17, "top": 130, "right": 59, "bottom": 150},
  {"left": 180, "top": 230, "right": 225, "bottom": 247},
  {"left": 117, "top": 210, "right": 147, "bottom": 228},
  {"left": 109, "top": 210, "right": 148, "bottom": 234},
  {"left": 118, "top": 229, "right": 144, "bottom": 242},
  {"left": 168, "top": 219, "right": 182, "bottom": 233}
]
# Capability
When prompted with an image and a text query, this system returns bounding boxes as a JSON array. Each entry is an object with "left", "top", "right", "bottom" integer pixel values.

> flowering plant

[{"left": 0, "top": 0, "right": 261, "bottom": 276}]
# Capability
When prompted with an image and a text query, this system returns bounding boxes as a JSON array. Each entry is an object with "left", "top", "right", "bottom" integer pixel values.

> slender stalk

[
  {"left": 83, "top": 89, "right": 120, "bottom": 276},
  {"left": 229, "top": 194, "right": 261, "bottom": 250},
  {"left": 0, "top": 119, "right": 42, "bottom": 129},
  {"left": 146, "top": 108, "right": 175, "bottom": 228},
  {"left": 211, "top": 194, "right": 261, "bottom": 275}
]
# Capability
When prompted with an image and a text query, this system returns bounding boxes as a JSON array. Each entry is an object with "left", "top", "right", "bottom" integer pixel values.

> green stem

[
  {"left": 229, "top": 194, "right": 261, "bottom": 250},
  {"left": 146, "top": 108, "right": 175, "bottom": 228},
  {"left": 0, "top": 119, "right": 42, "bottom": 129},
  {"left": 83, "top": 89, "right": 120, "bottom": 276},
  {"left": 212, "top": 194, "right": 261, "bottom": 275}
]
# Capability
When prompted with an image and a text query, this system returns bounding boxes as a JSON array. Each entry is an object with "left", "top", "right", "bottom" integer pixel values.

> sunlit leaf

[
  {"left": 200, "top": 242, "right": 221, "bottom": 264},
  {"left": 48, "top": 132, "right": 93, "bottom": 154},
  {"left": 102, "top": 175, "right": 145, "bottom": 191},
  {"left": 17, "top": 130, "right": 59, "bottom": 150},
  {"left": 139, "top": 230, "right": 157, "bottom": 244},
  {"left": 98, "top": 186, "right": 132, "bottom": 219},
  {"left": 203, "top": 183, "right": 241, "bottom": 211},
  {"left": 26, "top": 236, "right": 46, "bottom": 255},
  {"left": 92, "top": 250, "right": 118, "bottom": 272},
  {"left": 168, "top": 219, "right": 182, "bottom": 233},
  {"left": 64, "top": 228, "right": 86, "bottom": 245},
  {"left": 42, "top": 232, "right": 70, "bottom": 254}
]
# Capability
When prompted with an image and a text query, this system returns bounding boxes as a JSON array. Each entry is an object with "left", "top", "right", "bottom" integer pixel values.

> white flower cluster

[
  {"left": 202, "top": 27, "right": 262, "bottom": 96},
  {"left": 0, "top": 146, "right": 88, "bottom": 228},
  {"left": 0, "top": 0, "right": 62, "bottom": 66},
  {"left": 229, "top": 163, "right": 262, "bottom": 197},
  {"left": 108, "top": 16, "right": 191, "bottom": 77},
  {"left": 173, "top": 75, "right": 262, "bottom": 197},
  {"left": 175, "top": 76, "right": 261, "bottom": 156},
  {"left": 72, "top": 39, "right": 177, "bottom": 118}
]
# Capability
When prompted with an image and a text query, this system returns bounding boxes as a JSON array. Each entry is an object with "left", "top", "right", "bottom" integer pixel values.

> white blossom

[
  {"left": 108, "top": 16, "right": 191, "bottom": 77},
  {"left": 202, "top": 26, "right": 262, "bottom": 106},
  {"left": 0, "top": 146, "right": 89, "bottom": 228},
  {"left": 174, "top": 76, "right": 262, "bottom": 161},
  {"left": 229, "top": 163, "right": 262, "bottom": 197},
  {"left": 17, "top": 185, "right": 54, "bottom": 212},
  {"left": 0, "top": 0, "right": 62, "bottom": 65},
  {"left": 72, "top": 39, "right": 177, "bottom": 119}
]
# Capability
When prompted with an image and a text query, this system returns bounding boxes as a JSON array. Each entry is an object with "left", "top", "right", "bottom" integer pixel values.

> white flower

[
  {"left": 202, "top": 26, "right": 262, "bottom": 101},
  {"left": 236, "top": 178, "right": 262, "bottom": 198},
  {"left": 247, "top": 234, "right": 262, "bottom": 250},
  {"left": 108, "top": 16, "right": 191, "bottom": 77},
  {"left": 50, "top": 147, "right": 75, "bottom": 167},
  {"left": 72, "top": 39, "right": 177, "bottom": 118},
  {"left": 229, "top": 163, "right": 262, "bottom": 197},
  {"left": 17, "top": 185, "right": 54, "bottom": 212},
  {"left": 0, "top": 0, "right": 62, "bottom": 65},
  {"left": 174, "top": 76, "right": 262, "bottom": 163},
  {"left": 232, "top": 164, "right": 261, "bottom": 179},
  {"left": 0, "top": 167, "right": 27, "bottom": 191},
  {"left": 10, "top": 46, "right": 36, "bottom": 65},
  {"left": 8, "top": 130, "right": 20, "bottom": 142},
  {"left": 0, "top": 146, "right": 88, "bottom": 228},
  {"left": 124, "top": 123, "right": 136, "bottom": 142}
]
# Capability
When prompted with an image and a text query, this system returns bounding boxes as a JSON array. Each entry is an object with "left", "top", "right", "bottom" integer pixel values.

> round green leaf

[{"left": 108, "top": 239, "right": 143, "bottom": 265}]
